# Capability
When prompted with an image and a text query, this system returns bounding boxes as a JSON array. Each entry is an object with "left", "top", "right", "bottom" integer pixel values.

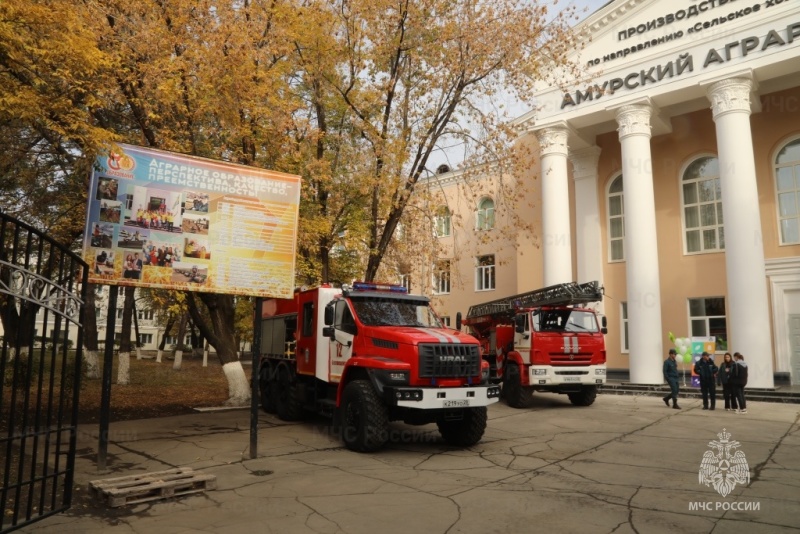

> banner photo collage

[{"left": 83, "top": 143, "right": 301, "bottom": 298}]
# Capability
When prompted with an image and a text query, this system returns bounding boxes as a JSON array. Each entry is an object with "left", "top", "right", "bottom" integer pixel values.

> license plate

[
  {"left": 443, "top": 399, "right": 470, "bottom": 408},
  {"left": 563, "top": 377, "right": 581, "bottom": 383}
]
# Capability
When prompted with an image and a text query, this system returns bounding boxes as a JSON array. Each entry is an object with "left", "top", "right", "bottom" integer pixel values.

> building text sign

[{"left": 82, "top": 143, "right": 301, "bottom": 298}]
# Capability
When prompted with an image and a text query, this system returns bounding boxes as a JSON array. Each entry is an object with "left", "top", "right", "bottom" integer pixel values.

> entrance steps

[{"left": 599, "top": 381, "right": 800, "bottom": 404}]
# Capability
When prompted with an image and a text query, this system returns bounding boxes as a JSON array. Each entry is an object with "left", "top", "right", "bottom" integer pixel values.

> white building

[{"left": 419, "top": 0, "right": 800, "bottom": 387}]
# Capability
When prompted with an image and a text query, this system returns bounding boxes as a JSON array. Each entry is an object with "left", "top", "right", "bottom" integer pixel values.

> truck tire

[
  {"left": 503, "top": 362, "right": 533, "bottom": 408},
  {"left": 437, "top": 407, "right": 487, "bottom": 447},
  {"left": 568, "top": 385, "right": 597, "bottom": 406},
  {"left": 340, "top": 380, "right": 389, "bottom": 452},
  {"left": 258, "top": 362, "right": 276, "bottom": 414},
  {"left": 275, "top": 366, "right": 304, "bottom": 421}
]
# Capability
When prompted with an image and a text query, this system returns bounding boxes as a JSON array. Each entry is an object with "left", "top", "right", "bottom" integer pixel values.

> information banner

[{"left": 82, "top": 143, "right": 301, "bottom": 298}]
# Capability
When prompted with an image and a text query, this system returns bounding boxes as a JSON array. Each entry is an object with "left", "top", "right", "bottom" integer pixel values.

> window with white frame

[
  {"left": 164, "top": 335, "right": 191, "bottom": 346},
  {"left": 620, "top": 302, "right": 629, "bottom": 353},
  {"left": 440, "top": 316, "right": 451, "bottom": 327},
  {"left": 433, "top": 260, "right": 451, "bottom": 294},
  {"left": 475, "top": 254, "right": 495, "bottom": 291},
  {"left": 399, "top": 274, "right": 411, "bottom": 292},
  {"left": 138, "top": 333, "right": 153, "bottom": 345},
  {"left": 607, "top": 175, "right": 625, "bottom": 261},
  {"left": 775, "top": 137, "right": 800, "bottom": 244},
  {"left": 689, "top": 297, "right": 728, "bottom": 351},
  {"left": 434, "top": 206, "right": 451, "bottom": 237},
  {"left": 682, "top": 156, "right": 724, "bottom": 253},
  {"left": 137, "top": 309, "right": 154, "bottom": 321},
  {"left": 475, "top": 197, "right": 495, "bottom": 231}
]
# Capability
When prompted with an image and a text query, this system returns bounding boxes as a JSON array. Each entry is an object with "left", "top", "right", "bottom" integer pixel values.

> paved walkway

[{"left": 19, "top": 394, "right": 800, "bottom": 533}]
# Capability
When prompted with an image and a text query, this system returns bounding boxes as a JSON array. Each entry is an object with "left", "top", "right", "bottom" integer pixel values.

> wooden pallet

[{"left": 89, "top": 467, "right": 217, "bottom": 507}]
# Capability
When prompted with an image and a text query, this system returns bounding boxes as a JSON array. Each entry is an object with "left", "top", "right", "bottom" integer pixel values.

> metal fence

[{"left": 0, "top": 212, "right": 87, "bottom": 532}]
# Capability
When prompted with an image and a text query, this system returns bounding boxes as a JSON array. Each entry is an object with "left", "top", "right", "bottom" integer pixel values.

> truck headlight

[{"left": 595, "top": 369, "right": 606, "bottom": 375}]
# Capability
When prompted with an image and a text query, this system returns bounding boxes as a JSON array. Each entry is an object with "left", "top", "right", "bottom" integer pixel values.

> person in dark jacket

[
  {"left": 717, "top": 352, "right": 737, "bottom": 411},
  {"left": 731, "top": 352, "right": 748, "bottom": 414},
  {"left": 662, "top": 348, "right": 681, "bottom": 409},
  {"left": 693, "top": 351, "right": 718, "bottom": 410}
]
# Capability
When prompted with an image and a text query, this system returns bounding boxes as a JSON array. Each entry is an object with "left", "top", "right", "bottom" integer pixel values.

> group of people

[
  {"left": 135, "top": 206, "right": 177, "bottom": 232},
  {"left": 143, "top": 242, "right": 178, "bottom": 268},
  {"left": 662, "top": 349, "right": 749, "bottom": 413}
]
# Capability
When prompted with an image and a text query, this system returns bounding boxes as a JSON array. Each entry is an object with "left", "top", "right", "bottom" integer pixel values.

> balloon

[{"left": 684, "top": 354, "right": 693, "bottom": 364}]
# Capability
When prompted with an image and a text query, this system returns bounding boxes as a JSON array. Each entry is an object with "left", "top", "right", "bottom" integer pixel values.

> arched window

[
  {"left": 475, "top": 197, "right": 495, "bottom": 231},
  {"left": 775, "top": 138, "right": 800, "bottom": 244},
  {"left": 682, "top": 156, "right": 724, "bottom": 253},
  {"left": 607, "top": 175, "right": 625, "bottom": 262},
  {"left": 434, "top": 206, "right": 451, "bottom": 237}
]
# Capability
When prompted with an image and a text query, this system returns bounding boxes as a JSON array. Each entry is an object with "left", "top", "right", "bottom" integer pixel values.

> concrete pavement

[{"left": 20, "top": 394, "right": 800, "bottom": 533}]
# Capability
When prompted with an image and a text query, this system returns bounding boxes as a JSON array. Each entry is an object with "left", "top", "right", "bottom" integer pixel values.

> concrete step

[{"left": 599, "top": 382, "right": 800, "bottom": 404}]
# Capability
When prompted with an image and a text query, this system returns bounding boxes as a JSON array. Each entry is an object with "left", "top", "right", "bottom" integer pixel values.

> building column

[
  {"left": 707, "top": 76, "right": 774, "bottom": 388},
  {"left": 569, "top": 147, "right": 604, "bottom": 304},
  {"left": 615, "top": 102, "right": 664, "bottom": 384},
  {"left": 536, "top": 125, "right": 572, "bottom": 286}
]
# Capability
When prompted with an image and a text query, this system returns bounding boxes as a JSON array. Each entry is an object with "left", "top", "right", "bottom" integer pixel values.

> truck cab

[{"left": 461, "top": 281, "right": 607, "bottom": 408}]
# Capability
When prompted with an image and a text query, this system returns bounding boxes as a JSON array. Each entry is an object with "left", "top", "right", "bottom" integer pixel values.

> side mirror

[
  {"left": 601, "top": 316, "right": 607, "bottom": 335},
  {"left": 514, "top": 314, "right": 525, "bottom": 334},
  {"left": 324, "top": 304, "right": 334, "bottom": 326},
  {"left": 322, "top": 326, "right": 335, "bottom": 339},
  {"left": 455, "top": 312, "right": 462, "bottom": 331}
]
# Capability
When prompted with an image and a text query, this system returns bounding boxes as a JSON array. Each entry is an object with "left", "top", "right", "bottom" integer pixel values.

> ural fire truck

[
  {"left": 459, "top": 281, "right": 607, "bottom": 408},
  {"left": 258, "top": 282, "right": 501, "bottom": 452}
]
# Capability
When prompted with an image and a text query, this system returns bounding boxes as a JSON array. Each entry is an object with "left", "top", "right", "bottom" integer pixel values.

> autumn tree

[
  {"left": 1, "top": 0, "right": 583, "bottom": 404},
  {"left": 290, "top": 0, "right": 582, "bottom": 283}
]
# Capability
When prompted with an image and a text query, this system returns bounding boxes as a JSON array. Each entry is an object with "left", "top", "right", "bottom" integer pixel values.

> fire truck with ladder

[
  {"left": 258, "top": 282, "right": 501, "bottom": 452},
  {"left": 458, "top": 281, "right": 607, "bottom": 408}
]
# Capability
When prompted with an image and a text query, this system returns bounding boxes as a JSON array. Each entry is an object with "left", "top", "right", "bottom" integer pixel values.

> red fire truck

[
  {"left": 458, "top": 281, "right": 607, "bottom": 408},
  {"left": 258, "top": 282, "right": 501, "bottom": 452}
]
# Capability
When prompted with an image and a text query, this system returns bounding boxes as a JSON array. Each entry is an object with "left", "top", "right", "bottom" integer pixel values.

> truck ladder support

[{"left": 466, "top": 281, "right": 603, "bottom": 320}]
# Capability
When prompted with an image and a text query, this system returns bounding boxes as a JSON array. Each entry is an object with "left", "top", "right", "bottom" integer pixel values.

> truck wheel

[
  {"left": 503, "top": 362, "right": 533, "bottom": 408},
  {"left": 258, "top": 362, "right": 276, "bottom": 414},
  {"left": 437, "top": 407, "right": 487, "bottom": 447},
  {"left": 568, "top": 386, "right": 597, "bottom": 406},
  {"left": 340, "top": 380, "right": 389, "bottom": 452},
  {"left": 275, "top": 366, "right": 304, "bottom": 421}
]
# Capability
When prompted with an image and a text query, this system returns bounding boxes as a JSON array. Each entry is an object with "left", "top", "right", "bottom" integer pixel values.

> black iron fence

[{"left": 0, "top": 212, "right": 87, "bottom": 532}]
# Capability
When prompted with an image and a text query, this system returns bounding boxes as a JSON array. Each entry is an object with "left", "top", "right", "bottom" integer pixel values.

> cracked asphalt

[{"left": 19, "top": 394, "right": 800, "bottom": 534}]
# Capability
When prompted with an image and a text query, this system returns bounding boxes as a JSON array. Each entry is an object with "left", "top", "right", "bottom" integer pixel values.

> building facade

[{"left": 419, "top": 0, "right": 800, "bottom": 387}]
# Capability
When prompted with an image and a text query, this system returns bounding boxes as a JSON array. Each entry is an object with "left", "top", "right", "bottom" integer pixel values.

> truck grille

[
  {"left": 418, "top": 343, "right": 481, "bottom": 378},
  {"left": 550, "top": 353, "right": 593, "bottom": 365}
]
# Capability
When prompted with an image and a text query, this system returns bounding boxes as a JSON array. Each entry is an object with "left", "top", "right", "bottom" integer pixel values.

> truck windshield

[
  {"left": 533, "top": 309, "right": 599, "bottom": 333},
  {"left": 350, "top": 297, "right": 443, "bottom": 328}
]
